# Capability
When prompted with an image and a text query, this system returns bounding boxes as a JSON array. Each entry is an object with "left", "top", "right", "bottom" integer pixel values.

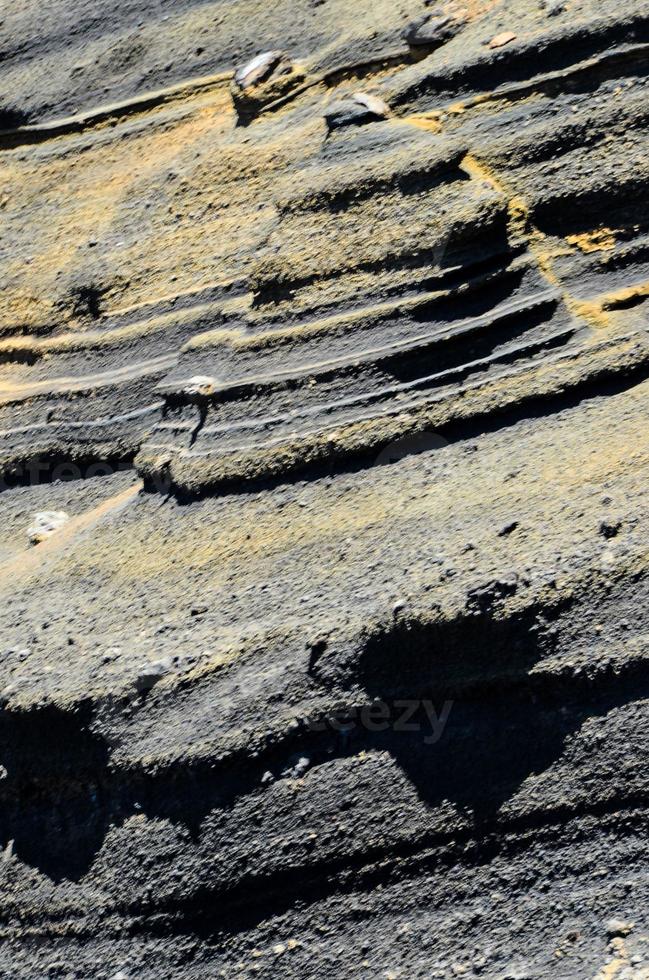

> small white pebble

[{"left": 27, "top": 510, "right": 69, "bottom": 545}]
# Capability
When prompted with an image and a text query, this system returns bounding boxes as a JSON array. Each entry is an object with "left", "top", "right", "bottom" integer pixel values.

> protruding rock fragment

[
  {"left": 599, "top": 518, "right": 622, "bottom": 539},
  {"left": 324, "top": 92, "right": 390, "bottom": 131},
  {"left": 183, "top": 375, "right": 216, "bottom": 397},
  {"left": 231, "top": 50, "right": 302, "bottom": 122},
  {"left": 27, "top": 510, "right": 69, "bottom": 545},
  {"left": 283, "top": 754, "right": 310, "bottom": 778},
  {"left": 606, "top": 918, "right": 634, "bottom": 937},
  {"left": 135, "top": 659, "right": 170, "bottom": 693},
  {"left": 498, "top": 520, "right": 520, "bottom": 537},
  {"left": 402, "top": 13, "right": 463, "bottom": 49},
  {"left": 234, "top": 51, "right": 287, "bottom": 91},
  {"left": 352, "top": 92, "right": 390, "bottom": 117},
  {"left": 489, "top": 31, "right": 517, "bottom": 48}
]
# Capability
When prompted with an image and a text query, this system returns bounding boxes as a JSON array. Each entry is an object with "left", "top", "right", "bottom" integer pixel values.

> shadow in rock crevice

[
  {"left": 350, "top": 602, "right": 621, "bottom": 824},
  {"left": 0, "top": 702, "right": 112, "bottom": 881},
  {"left": 4, "top": 596, "right": 649, "bottom": 884}
]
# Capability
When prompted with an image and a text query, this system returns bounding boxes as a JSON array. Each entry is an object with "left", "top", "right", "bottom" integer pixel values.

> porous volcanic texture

[{"left": 1, "top": 0, "right": 649, "bottom": 977}]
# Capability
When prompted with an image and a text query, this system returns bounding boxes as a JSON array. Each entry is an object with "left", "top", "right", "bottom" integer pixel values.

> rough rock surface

[{"left": 1, "top": 0, "right": 649, "bottom": 977}]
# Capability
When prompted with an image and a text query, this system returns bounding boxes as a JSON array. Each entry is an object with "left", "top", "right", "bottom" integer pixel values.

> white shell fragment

[{"left": 234, "top": 51, "right": 285, "bottom": 90}]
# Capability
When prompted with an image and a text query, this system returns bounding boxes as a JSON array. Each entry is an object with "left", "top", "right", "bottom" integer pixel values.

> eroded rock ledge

[{"left": 1, "top": 0, "right": 648, "bottom": 977}]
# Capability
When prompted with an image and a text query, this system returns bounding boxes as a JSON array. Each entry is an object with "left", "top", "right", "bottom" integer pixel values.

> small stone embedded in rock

[
  {"left": 27, "top": 510, "right": 70, "bottom": 545},
  {"left": 183, "top": 375, "right": 216, "bottom": 397},
  {"left": 135, "top": 660, "right": 170, "bottom": 693},
  {"left": 489, "top": 31, "right": 517, "bottom": 48},
  {"left": 605, "top": 918, "right": 634, "bottom": 937},
  {"left": 234, "top": 51, "right": 287, "bottom": 90},
  {"left": 541, "top": 0, "right": 566, "bottom": 13},
  {"left": 498, "top": 520, "right": 519, "bottom": 537},
  {"left": 392, "top": 599, "right": 407, "bottom": 617},
  {"left": 599, "top": 518, "right": 622, "bottom": 539},
  {"left": 324, "top": 92, "right": 389, "bottom": 130},
  {"left": 402, "top": 13, "right": 461, "bottom": 47},
  {"left": 283, "top": 754, "right": 310, "bottom": 778},
  {"left": 351, "top": 92, "right": 390, "bottom": 117}
]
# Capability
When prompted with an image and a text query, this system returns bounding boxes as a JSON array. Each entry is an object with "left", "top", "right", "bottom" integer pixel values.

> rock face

[{"left": 1, "top": 0, "right": 649, "bottom": 977}]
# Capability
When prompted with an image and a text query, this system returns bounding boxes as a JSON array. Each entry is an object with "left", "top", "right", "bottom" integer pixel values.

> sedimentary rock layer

[{"left": 0, "top": 0, "right": 648, "bottom": 977}]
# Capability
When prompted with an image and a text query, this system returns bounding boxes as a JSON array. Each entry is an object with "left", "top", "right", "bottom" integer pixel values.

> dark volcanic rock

[
  {"left": 402, "top": 12, "right": 464, "bottom": 48},
  {"left": 324, "top": 91, "right": 390, "bottom": 130},
  {"left": 1, "top": 0, "right": 649, "bottom": 976}
]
